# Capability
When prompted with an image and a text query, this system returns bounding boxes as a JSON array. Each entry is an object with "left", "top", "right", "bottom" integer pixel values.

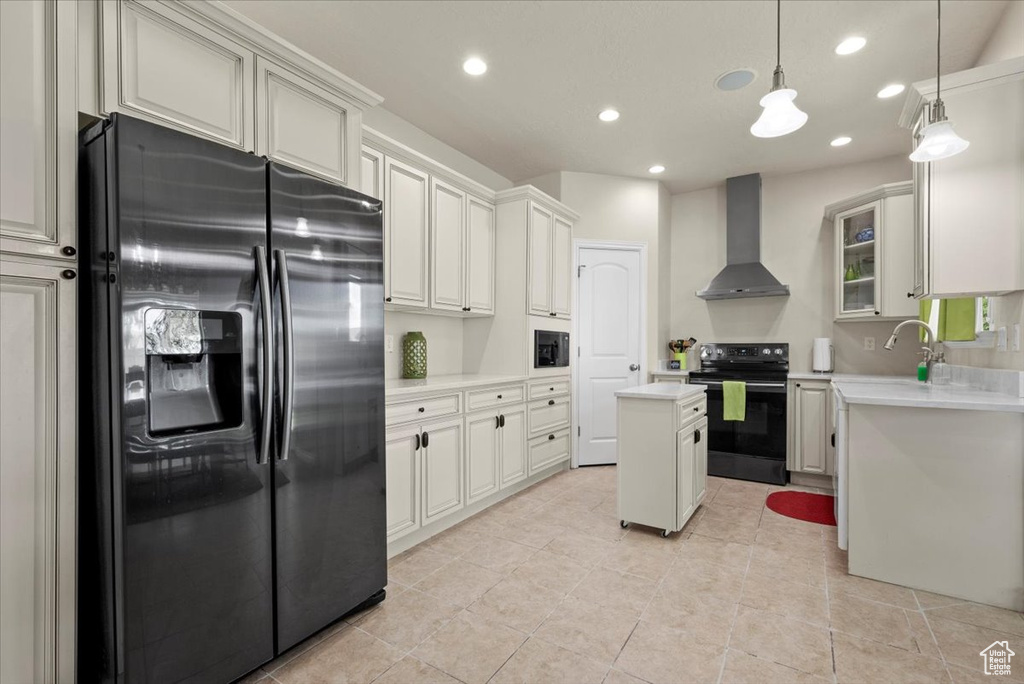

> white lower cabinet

[
  {"left": 527, "top": 395, "right": 571, "bottom": 438},
  {"left": 0, "top": 258, "right": 77, "bottom": 683},
  {"left": 787, "top": 380, "right": 835, "bottom": 476},
  {"left": 384, "top": 424, "right": 420, "bottom": 540},
  {"left": 528, "top": 429, "right": 571, "bottom": 475},
  {"left": 465, "top": 411, "right": 500, "bottom": 504},
  {"left": 499, "top": 406, "right": 528, "bottom": 487},
  {"left": 420, "top": 418, "right": 464, "bottom": 525}
]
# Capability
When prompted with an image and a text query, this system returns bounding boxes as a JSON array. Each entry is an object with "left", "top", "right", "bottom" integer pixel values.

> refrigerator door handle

[
  {"left": 256, "top": 246, "right": 274, "bottom": 464},
  {"left": 276, "top": 249, "right": 295, "bottom": 461}
]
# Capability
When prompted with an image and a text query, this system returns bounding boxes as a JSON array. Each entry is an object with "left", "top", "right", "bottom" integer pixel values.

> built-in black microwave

[{"left": 534, "top": 330, "right": 570, "bottom": 368}]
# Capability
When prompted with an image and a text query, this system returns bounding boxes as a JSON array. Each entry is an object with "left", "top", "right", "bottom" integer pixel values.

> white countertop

[
  {"left": 832, "top": 378, "right": 1024, "bottom": 413},
  {"left": 615, "top": 382, "right": 706, "bottom": 401},
  {"left": 787, "top": 371, "right": 836, "bottom": 380},
  {"left": 386, "top": 373, "right": 529, "bottom": 398}
]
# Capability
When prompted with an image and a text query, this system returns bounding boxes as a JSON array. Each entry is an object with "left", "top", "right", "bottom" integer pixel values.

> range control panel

[{"left": 699, "top": 343, "right": 789, "bottom": 364}]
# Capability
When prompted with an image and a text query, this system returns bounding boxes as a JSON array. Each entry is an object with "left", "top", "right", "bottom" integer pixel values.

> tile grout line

[
  {"left": 713, "top": 501, "right": 757, "bottom": 684},
  {"left": 913, "top": 590, "right": 955, "bottom": 681},
  {"left": 822, "top": 527, "right": 839, "bottom": 684}
]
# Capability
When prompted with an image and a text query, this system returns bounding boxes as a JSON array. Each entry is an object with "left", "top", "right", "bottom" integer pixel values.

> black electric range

[{"left": 687, "top": 343, "right": 789, "bottom": 485}]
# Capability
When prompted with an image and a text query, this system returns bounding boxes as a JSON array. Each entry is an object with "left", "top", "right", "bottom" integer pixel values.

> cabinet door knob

[
  {"left": 695, "top": 429, "right": 701, "bottom": 444},
  {"left": 550, "top": 387, "right": 555, "bottom": 391},
  {"left": 497, "top": 394, "right": 502, "bottom": 399},
  {"left": 61, "top": 245, "right": 76, "bottom": 257},
  {"left": 796, "top": 383, "right": 801, "bottom": 387},
  {"left": 385, "top": 297, "right": 392, "bottom": 302},
  {"left": 548, "top": 399, "right": 555, "bottom": 405},
  {"left": 907, "top": 292, "right": 914, "bottom": 298},
  {"left": 874, "top": 311, "right": 880, "bottom": 315},
  {"left": 418, "top": 407, "right": 425, "bottom": 413},
  {"left": 549, "top": 312, "right": 556, "bottom": 316},
  {"left": 548, "top": 434, "right": 555, "bottom": 440},
  {"left": 61, "top": 269, "right": 76, "bottom": 280}
]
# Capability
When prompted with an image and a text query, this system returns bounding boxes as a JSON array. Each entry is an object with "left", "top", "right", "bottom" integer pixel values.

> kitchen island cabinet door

[
  {"left": 421, "top": 418, "right": 464, "bottom": 524},
  {"left": 384, "top": 157, "right": 430, "bottom": 308},
  {"left": 676, "top": 428, "right": 696, "bottom": 529},
  {"left": 385, "top": 424, "right": 421, "bottom": 541},
  {"left": 693, "top": 417, "right": 708, "bottom": 507},
  {"left": 465, "top": 412, "right": 499, "bottom": 504}
]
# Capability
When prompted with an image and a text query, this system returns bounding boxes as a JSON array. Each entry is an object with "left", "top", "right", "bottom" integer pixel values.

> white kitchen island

[
  {"left": 615, "top": 383, "right": 707, "bottom": 537},
  {"left": 833, "top": 376, "right": 1024, "bottom": 611}
]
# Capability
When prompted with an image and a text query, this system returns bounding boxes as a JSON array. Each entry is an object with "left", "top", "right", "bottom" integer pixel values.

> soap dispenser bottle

[{"left": 930, "top": 350, "right": 951, "bottom": 386}]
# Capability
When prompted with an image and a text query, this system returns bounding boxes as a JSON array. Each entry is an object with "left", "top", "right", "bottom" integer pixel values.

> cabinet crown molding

[
  {"left": 363, "top": 126, "right": 497, "bottom": 202},
  {"left": 823, "top": 180, "right": 912, "bottom": 220},
  {"left": 898, "top": 57, "right": 1024, "bottom": 130},
  {"left": 494, "top": 185, "right": 581, "bottom": 221},
  {"left": 173, "top": 0, "right": 384, "bottom": 108}
]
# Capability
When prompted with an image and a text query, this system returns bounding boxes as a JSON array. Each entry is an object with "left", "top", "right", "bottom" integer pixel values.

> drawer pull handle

[
  {"left": 693, "top": 407, "right": 699, "bottom": 412},
  {"left": 500, "top": 415, "right": 506, "bottom": 428},
  {"left": 695, "top": 429, "right": 701, "bottom": 444},
  {"left": 421, "top": 431, "right": 429, "bottom": 448},
  {"left": 418, "top": 407, "right": 425, "bottom": 413},
  {"left": 496, "top": 416, "right": 501, "bottom": 429},
  {"left": 548, "top": 434, "right": 555, "bottom": 440},
  {"left": 414, "top": 433, "right": 421, "bottom": 451},
  {"left": 548, "top": 399, "right": 555, "bottom": 406},
  {"left": 550, "top": 387, "right": 555, "bottom": 391},
  {"left": 497, "top": 394, "right": 503, "bottom": 399}
]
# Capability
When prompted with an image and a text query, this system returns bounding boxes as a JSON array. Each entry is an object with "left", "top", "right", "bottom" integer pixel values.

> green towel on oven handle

[{"left": 722, "top": 381, "right": 746, "bottom": 421}]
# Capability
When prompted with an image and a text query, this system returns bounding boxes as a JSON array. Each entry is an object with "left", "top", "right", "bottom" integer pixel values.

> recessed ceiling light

[
  {"left": 598, "top": 109, "right": 620, "bottom": 122},
  {"left": 831, "top": 136, "right": 852, "bottom": 147},
  {"left": 835, "top": 37, "right": 866, "bottom": 55},
  {"left": 715, "top": 69, "right": 757, "bottom": 91},
  {"left": 876, "top": 83, "right": 906, "bottom": 99},
  {"left": 462, "top": 57, "right": 487, "bottom": 76},
  {"left": 648, "top": 165, "right": 665, "bottom": 174}
]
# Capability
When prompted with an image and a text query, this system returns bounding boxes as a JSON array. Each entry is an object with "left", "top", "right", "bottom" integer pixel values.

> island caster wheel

[
  {"left": 620, "top": 520, "right": 629, "bottom": 529},
  {"left": 660, "top": 529, "right": 670, "bottom": 538}
]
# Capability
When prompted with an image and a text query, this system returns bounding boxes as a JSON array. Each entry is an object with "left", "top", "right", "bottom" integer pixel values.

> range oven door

[{"left": 688, "top": 377, "right": 788, "bottom": 485}]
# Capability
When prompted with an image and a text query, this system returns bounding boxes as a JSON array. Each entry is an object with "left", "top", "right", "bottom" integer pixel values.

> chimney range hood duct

[{"left": 696, "top": 173, "right": 790, "bottom": 300}]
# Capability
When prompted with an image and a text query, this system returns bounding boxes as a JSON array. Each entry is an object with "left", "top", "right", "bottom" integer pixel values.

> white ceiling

[{"left": 227, "top": 0, "right": 1008, "bottom": 193}]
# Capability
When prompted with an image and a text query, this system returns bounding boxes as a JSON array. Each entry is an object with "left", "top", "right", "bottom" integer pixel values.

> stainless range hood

[{"left": 696, "top": 173, "right": 790, "bottom": 300}]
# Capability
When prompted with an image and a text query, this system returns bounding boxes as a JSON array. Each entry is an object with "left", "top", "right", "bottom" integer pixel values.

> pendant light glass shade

[
  {"left": 750, "top": 88, "right": 808, "bottom": 138},
  {"left": 751, "top": 1, "right": 807, "bottom": 139},
  {"left": 910, "top": 0, "right": 968, "bottom": 162},
  {"left": 909, "top": 119, "right": 969, "bottom": 162}
]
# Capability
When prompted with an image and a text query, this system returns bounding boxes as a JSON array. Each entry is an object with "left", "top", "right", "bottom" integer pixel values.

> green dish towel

[{"left": 722, "top": 381, "right": 746, "bottom": 421}]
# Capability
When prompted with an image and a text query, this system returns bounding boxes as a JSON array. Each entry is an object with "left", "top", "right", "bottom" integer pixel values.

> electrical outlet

[
  {"left": 1013, "top": 324, "right": 1022, "bottom": 352},
  {"left": 863, "top": 337, "right": 875, "bottom": 351},
  {"left": 385, "top": 335, "right": 394, "bottom": 353},
  {"left": 997, "top": 327, "right": 1008, "bottom": 352}
]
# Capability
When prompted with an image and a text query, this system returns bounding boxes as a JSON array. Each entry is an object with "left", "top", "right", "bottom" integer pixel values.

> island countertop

[{"left": 615, "top": 382, "right": 706, "bottom": 401}]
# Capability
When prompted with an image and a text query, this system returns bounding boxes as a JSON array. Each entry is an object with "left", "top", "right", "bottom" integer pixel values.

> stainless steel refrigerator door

[
  {"left": 268, "top": 163, "right": 387, "bottom": 651},
  {"left": 110, "top": 115, "right": 274, "bottom": 683}
]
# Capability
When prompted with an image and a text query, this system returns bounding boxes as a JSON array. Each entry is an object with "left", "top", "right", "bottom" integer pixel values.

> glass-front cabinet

[
  {"left": 836, "top": 201, "right": 881, "bottom": 319},
  {"left": 826, "top": 182, "right": 917, "bottom": 322}
]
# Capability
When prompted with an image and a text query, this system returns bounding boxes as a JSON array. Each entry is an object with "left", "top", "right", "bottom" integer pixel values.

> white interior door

[{"left": 577, "top": 246, "right": 642, "bottom": 466}]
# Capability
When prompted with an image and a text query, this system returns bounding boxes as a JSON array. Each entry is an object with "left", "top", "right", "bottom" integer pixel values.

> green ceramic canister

[{"left": 402, "top": 331, "right": 427, "bottom": 379}]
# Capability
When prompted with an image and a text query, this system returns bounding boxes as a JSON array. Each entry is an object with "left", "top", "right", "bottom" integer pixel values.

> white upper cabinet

[
  {"left": 526, "top": 201, "right": 574, "bottom": 319},
  {"left": 465, "top": 196, "right": 496, "bottom": 315},
  {"left": 901, "top": 58, "right": 1024, "bottom": 297},
  {"left": 0, "top": 0, "right": 77, "bottom": 261},
  {"left": 102, "top": 0, "right": 254, "bottom": 150},
  {"left": 98, "top": 0, "right": 382, "bottom": 188},
  {"left": 826, "top": 182, "right": 916, "bottom": 321},
  {"left": 384, "top": 156, "right": 430, "bottom": 308},
  {"left": 256, "top": 57, "right": 361, "bottom": 186},
  {"left": 430, "top": 178, "right": 467, "bottom": 313},
  {"left": 359, "top": 145, "right": 384, "bottom": 200},
  {"left": 527, "top": 202, "right": 554, "bottom": 316},
  {"left": 551, "top": 215, "right": 573, "bottom": 318}
]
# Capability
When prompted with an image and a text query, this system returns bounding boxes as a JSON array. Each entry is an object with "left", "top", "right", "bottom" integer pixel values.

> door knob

[{"left": 629, "top": 363, "right": 640, "bottom": 371}]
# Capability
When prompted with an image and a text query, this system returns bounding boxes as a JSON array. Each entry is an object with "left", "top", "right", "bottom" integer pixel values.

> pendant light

[
  {"left": 751, "top": 0, "right": 808, "bottom": 138},
  {"left": 910, "top": 0, "right": 969, "bottom": 162}
]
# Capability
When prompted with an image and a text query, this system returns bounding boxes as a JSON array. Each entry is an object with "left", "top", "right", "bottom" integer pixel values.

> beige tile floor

[{"left": 240, "top": 468, "right": 1024, "bottom": 684}]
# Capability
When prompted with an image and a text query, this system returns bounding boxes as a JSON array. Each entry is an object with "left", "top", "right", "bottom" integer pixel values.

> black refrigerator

[{"left": 78, "top": 114, "right": 387, "bottom": 684}]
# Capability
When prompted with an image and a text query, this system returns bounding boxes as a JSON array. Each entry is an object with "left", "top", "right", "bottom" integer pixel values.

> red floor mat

[{"left": 765, "top": 491, "right": 837, "bottom": 526}]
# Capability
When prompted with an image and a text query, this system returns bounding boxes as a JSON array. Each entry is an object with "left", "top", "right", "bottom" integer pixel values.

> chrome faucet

[{"left": 883, "top": 320, "right": 938, "bottom": 380}]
